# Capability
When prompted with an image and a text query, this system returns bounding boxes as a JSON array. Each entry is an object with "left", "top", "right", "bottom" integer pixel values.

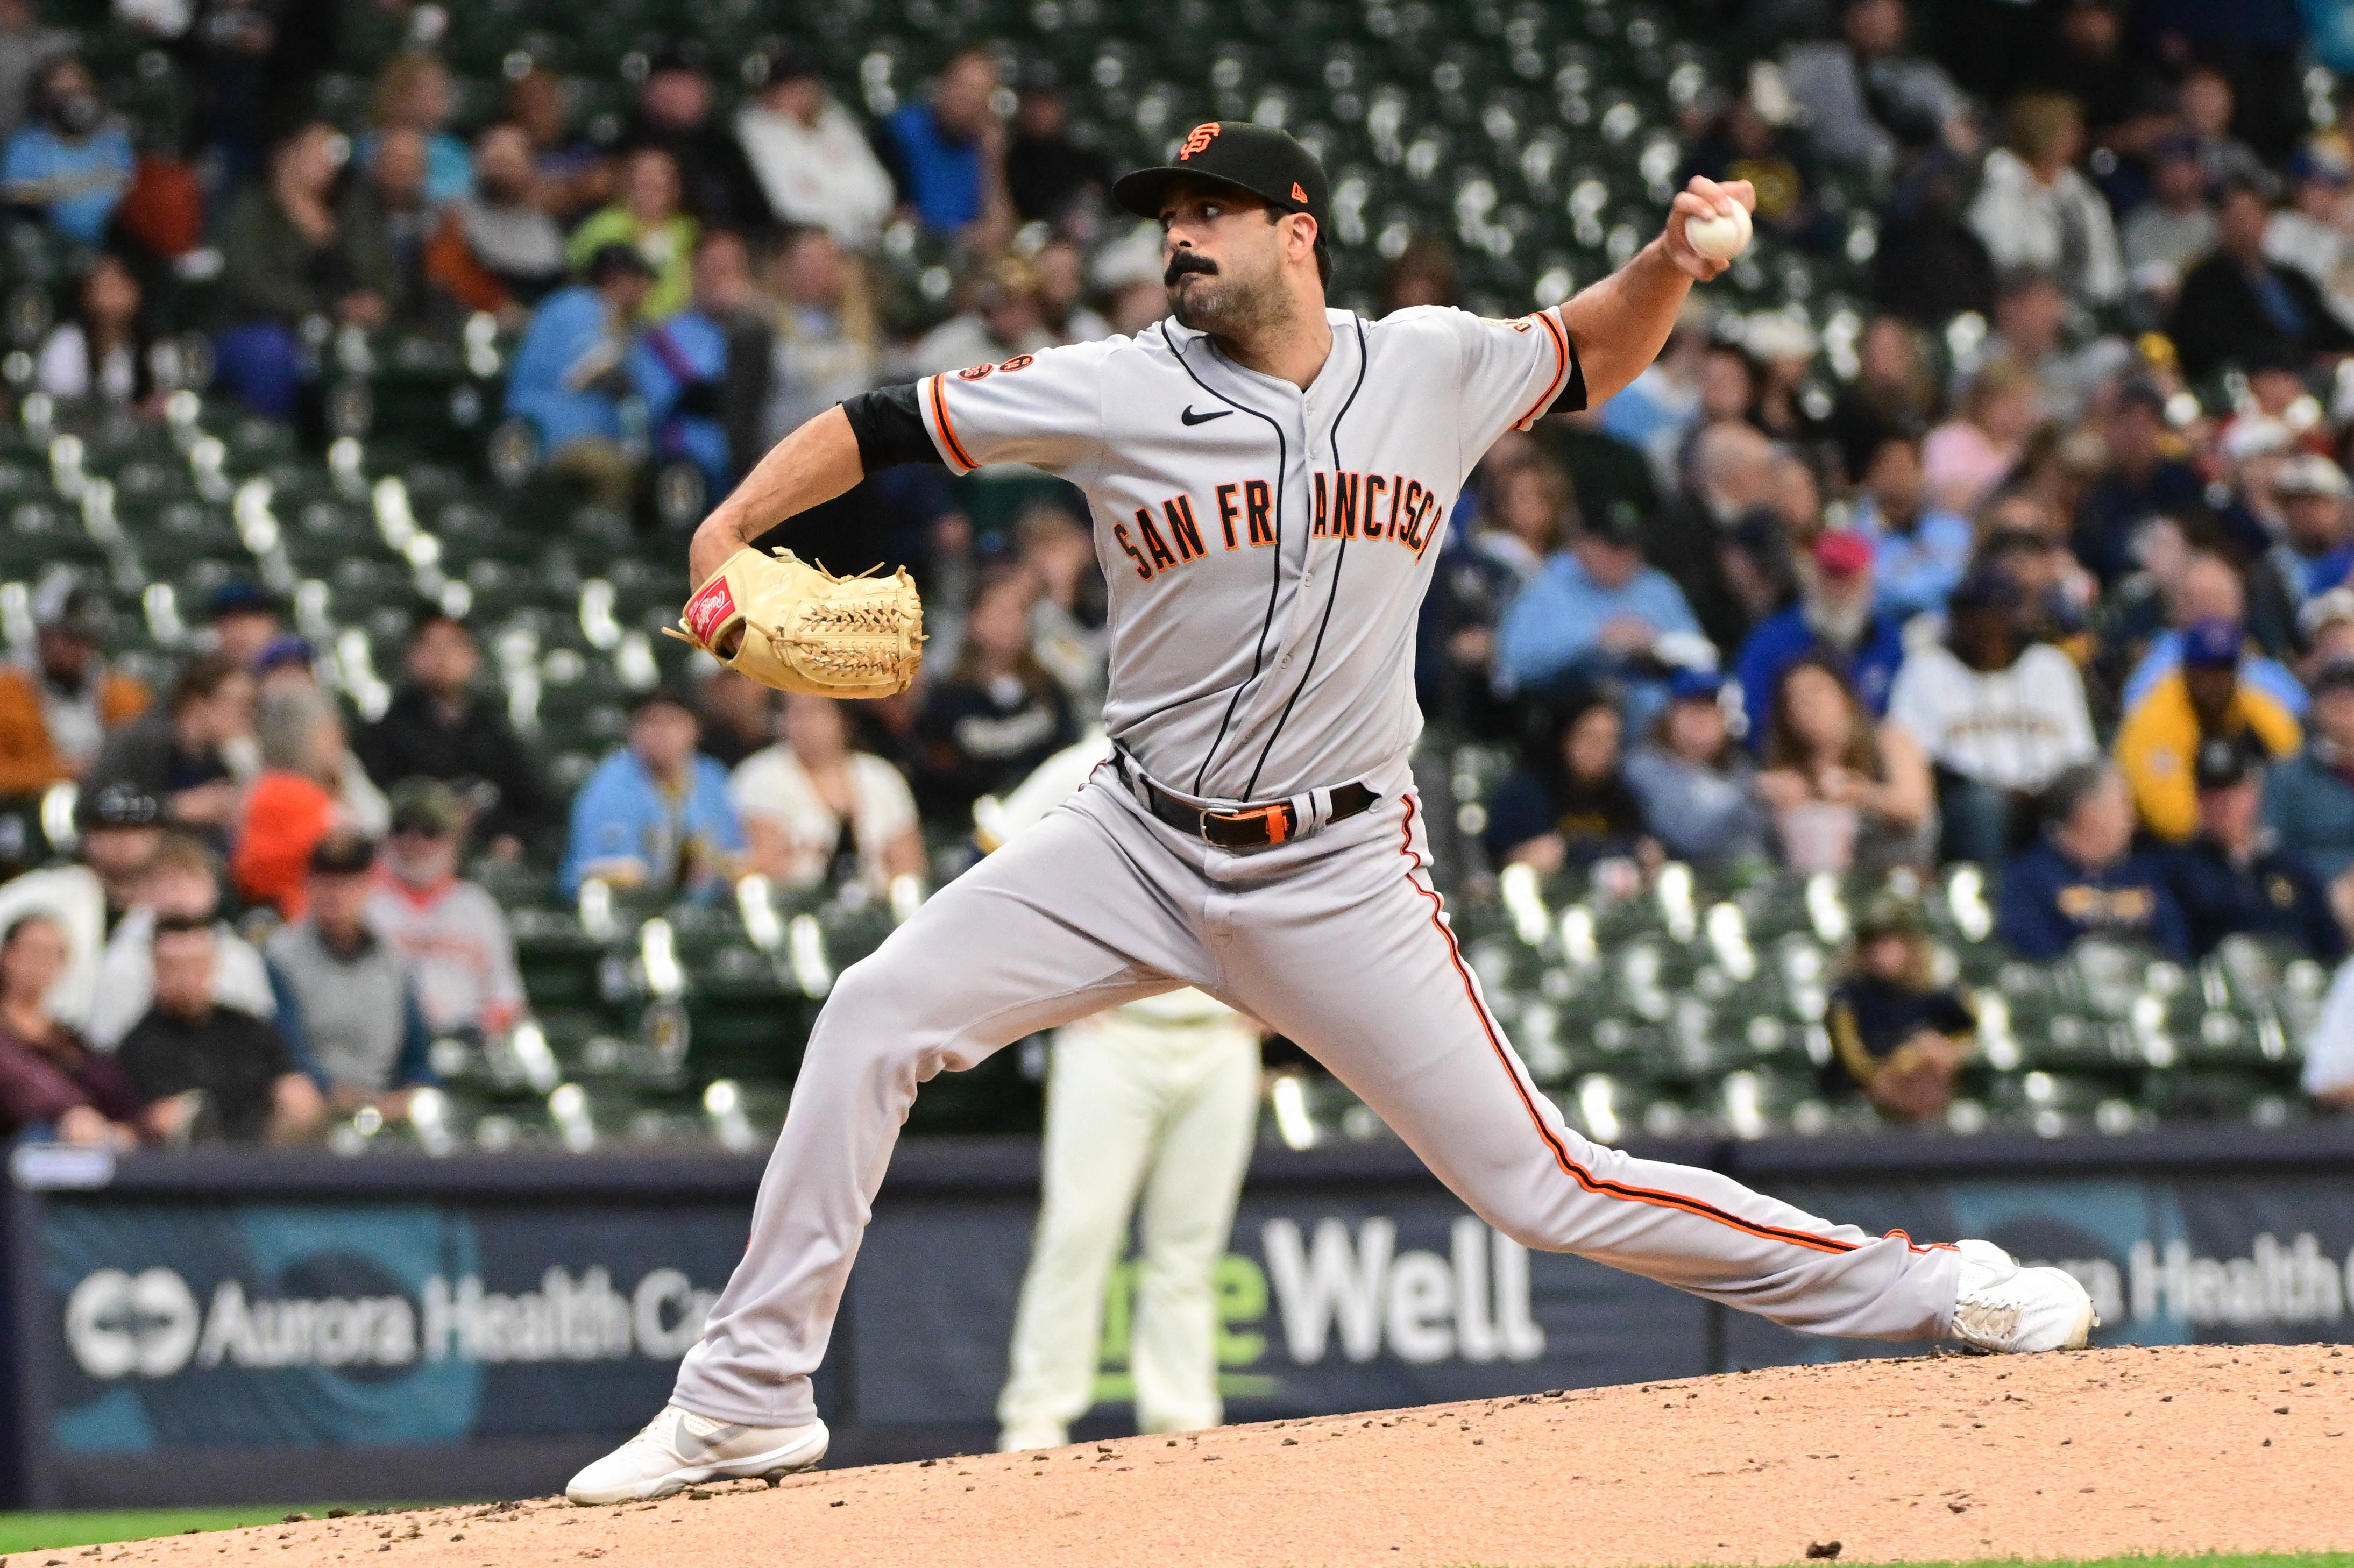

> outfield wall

[{"left": 6, "top": 1125, "right": 2352, "bottom": 1507}]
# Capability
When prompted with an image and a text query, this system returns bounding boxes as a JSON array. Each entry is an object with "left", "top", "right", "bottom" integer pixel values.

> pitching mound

[{"left": 94, "top": 1345, "right": 2353, "bottom": 1567}]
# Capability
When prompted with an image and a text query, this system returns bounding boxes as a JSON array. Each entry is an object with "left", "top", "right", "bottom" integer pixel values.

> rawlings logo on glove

[{"left": 664, "top": 547, "right": 925, "bottom": 700}]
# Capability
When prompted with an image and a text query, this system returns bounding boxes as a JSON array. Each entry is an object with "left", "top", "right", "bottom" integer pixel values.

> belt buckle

[{"left": 1207, "top": 801, "right": 1291, "bottom": 847}]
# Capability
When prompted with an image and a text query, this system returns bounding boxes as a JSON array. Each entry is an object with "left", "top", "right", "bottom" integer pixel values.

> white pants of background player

[{"left": 996, "top": 990, "right": 1260, "bottom": 1451}]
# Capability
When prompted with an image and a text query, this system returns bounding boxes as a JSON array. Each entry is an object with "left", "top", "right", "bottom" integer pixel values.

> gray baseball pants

[{"left": 671, "top": 776, "right": 1965, "bottom": 1427}]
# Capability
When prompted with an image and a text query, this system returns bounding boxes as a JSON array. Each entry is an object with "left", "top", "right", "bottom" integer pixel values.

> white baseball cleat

[
  {"left": 565, "top": 1406, "right": 829, "bottom": 1505},
  {"left": 1947, "top": 1238, "right": 2097, "bottom": 1353}
]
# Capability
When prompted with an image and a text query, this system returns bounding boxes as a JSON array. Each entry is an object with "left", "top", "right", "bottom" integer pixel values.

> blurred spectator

[
  {"left": 1483, "top": 689, "right": 1648, "bottom": 872},
  {"left": 1495, "top": 498, "right": 1704, "bottom": 723},
  {"left": 1850, "top": 434, "right": 1969, "bottom": 619},
  {"left": 2019, "top": 0, "right": 2168, "bottom": 154},
  {"left": 117, "top": 917, "right": 322, "bottom": 1146},
  {"left": 1825, "top": 896, "right": 1975, "bottom": 1123},
  {"left": 266, "top": 832, "right": 435, "bottom": 1112},
  {"left": 1034, "top": 238, "right": 1110, "bottom": 345},
  {"left": 355, "top": 613, "right": 552, "bottom": 860},
  {"left": 363, "top": 52, "right": 471, "bottom": 206},
  {"left": 754, "top": 225, "right": 881, "bottom": 448},
  {"left": 2121, "top": 136, "right": 2217, "bottom": 303},
  {"left": 911, "top": 573, "right": 1076, "bottom": 825},
  {"left": 1004, "top": 65, "right": 1112, "bottom": 232},
  {"left": 630, "top": 229, "right": 757, "bottom": 500},
  {"left": 1755, "top": 656, "right": 1933, "bottom": 875},
  {"left": 204, "top": 581, "right": 281, "bottom": 669},
  {"left": 876, "top": 46, "right": 1010, "bottom": 242},
  {"left": 2262, "top": 659, "right": 2354, "bottom": 883},
  {"left": 1825, "top": 315, "right": 1938, "bottom": 486},
  {"left": 87, "top": 652, "right": 251, "bottom": 841},
  {"left": 1600, "top": 314, "right": 1710, "bottom": 490},
  {"left": 1645, "top": 418, "right": 1778, "bottom": 655},
  {"left": 1019, "top": 502, "right": 1109, "bottom": 715},
  {"left": 625, "top": 45, "right": 768, "bottom": 232},
  {"left": 234, "top": 683, "right": 371, "bottom": 919},
  {"left": 2071, "top": 380, "right": 2203, "bottom": 585},
  {"left": 1677, "top": 80, "right": 1821, "bottom": 249},
  {"left": 2170, "top": 181, "right": 2354, "bottom": 381},
  {"left": 0, "top": 0, "right": 69, "bottom": 139},
  {"left": 562, "top": 686, "right": 745, "bottom": 898},
  {"left": 1922, "top": 358, "right": 2039, "bottom": 515},
  {"left": 910, "top": 253, "right": 1054, "bottom": 375},
  {"left": 1421, "top": 457, "right": 1565, "bottom": 734},
  {"left": 733, "top": 693, "right": 925, "bottom": 898},
  {"left": 2121, "top": 551, "right": 2309, "bottom": 719},
  {"left": 1779, "top": 0, "right": 1972, "bottom": 181},
  {"left": 213, "top": 123, "right": 395, "bottom": 418},
  {"left": 37, "top": 252, "right": 156, "bottom": 408},
  {"left": 507, "top": 67, "right": 609, "bottom": 226},
  {"left": 2264, "top": 138, "right": 2354, "bottom": 334},
  {"left": 2298, "top": 587, "right": 2354, "bottom": 680},
  {"left": 1888, "top": 571, "right": 2097, "bottom": 864},
  {"left": 366, "top": 780, "right": 525, "bottom": 1040},
  {"left": 0, "top": 584, "right": 147, "bottom": 793},
  {"left": 1743, "top": 314, "right": 1823, "bottom": 449},
  {"left": 1, "top": 55, "right": 130, "bottom": 248},
  {"left": 2176, "top": 65, "right": 2272, "bottom": 196},
  {"left": 696, "top": 670, "right": 774, "bottom": 770},
  {"left": 1980, "top": 267, "right": 2130, "bottom": 427},
  {"left": 733, "top": 44, "right": 894, "bottom": 249},
  {"left": 1380, "top": 234, "right": 1458, "bottom": 314},
  {"left": 2254, "top": 453, "right": 2354, "bottom": 626},
  {"left": 1623, "top": 669, "right": 1767, "bottom": 874},
  {"left": 568, "top": 146, "right": 697, "bottom": 323},
  {"left": 1965, "top": 93, "right": 2122, "bottom": 311},
  {"left": 505, "top": 242, "right": 658, "bottom": 510},
  {"left": 2162, "top": 736, "right": 2342, "bottom": 962},
  {"left": 424, "top": 122, "right": 566, "bottom": 329},
  {"left": 1872, "top": 146, "right": 1995, "bottom": 325},
  {"left": 1996, "top": 762, "right": 2187, "bottom": 959},
  {"left": 1735, "top": 530, "right": 1907, "bottom": 738},
  {"left": 88, "top": 833, "right": 275, "bottom": 1052},
  {"left": 2118, "top": 618, "right": 2302, "bottom": 843},
  {"left": 0, "top": 785, "right": 159, "bottom": 1026},
  {"left": 343, "top": 124, "right": 430, "bottom": 330},
  {"left": 0, "top": 912, "right": 145, "bottom": 1145}
]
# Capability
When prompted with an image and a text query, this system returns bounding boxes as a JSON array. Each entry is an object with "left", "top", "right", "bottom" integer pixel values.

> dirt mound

[{"left": 92, "top": 1345, "right": 2354, "bottom": 1567}]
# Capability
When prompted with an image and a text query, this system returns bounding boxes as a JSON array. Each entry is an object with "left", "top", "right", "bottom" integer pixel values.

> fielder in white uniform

[
  {"left": 984, "top": 734, "right": 1263, "bottom": 1453},
  {"left": 569, "top": 123, "right": 2096, "bottom": 1504}
]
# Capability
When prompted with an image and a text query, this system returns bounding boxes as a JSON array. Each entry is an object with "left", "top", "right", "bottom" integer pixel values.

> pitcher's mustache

[{"left": 1165, "top": 251, "right": 1219, "bottom": 287}]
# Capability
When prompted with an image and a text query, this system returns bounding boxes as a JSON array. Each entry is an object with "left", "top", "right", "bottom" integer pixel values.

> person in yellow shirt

[{"left": 2116, "top": 618, "right": 2300, "bottom": 842}]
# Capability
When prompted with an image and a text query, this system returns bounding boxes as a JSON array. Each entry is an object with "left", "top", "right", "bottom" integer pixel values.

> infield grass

[{"left": 0, "top": 1506, "right": 443, "bottom": 1553}]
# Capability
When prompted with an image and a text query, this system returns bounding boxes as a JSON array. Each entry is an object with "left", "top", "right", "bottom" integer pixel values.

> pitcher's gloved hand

[{"left": 665, "top": 547, "right": 925, "bottom": 699}]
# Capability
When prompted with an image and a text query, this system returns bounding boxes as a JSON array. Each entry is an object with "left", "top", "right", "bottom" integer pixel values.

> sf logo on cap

[{"left": 1179, "top": 122, "right": 1221, "bottom": 159}]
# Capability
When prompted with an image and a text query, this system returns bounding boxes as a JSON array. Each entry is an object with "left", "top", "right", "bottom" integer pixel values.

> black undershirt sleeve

[
  {"left": 840, "top": 384, "right": 945, "bottom": 472},
  {"left": 1554, "top": 329, "right": 1589, "bottom": 416}
]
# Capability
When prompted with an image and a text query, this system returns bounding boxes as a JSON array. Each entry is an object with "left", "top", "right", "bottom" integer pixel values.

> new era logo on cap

[
  {"left": 684, "top": 575, "right": 738, "bottom": 643},
  {"left": 1292, "top": 181, "right": 1308, "bottom": 202}
]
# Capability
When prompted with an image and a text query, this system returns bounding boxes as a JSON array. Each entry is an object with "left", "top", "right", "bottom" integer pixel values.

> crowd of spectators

[{"left": 5, "top": 0, "right": 2354, "bottom": 1133}]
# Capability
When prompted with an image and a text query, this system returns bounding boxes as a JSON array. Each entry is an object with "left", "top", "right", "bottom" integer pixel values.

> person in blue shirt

[
  {"left": 2261, "top": 657, "right": 2354, "bottom": 883},
  {"left": 1, "top": 56, "right": 132, "bottom": 247},
  {"left": 628, "top": 231, "right": 744, "bottom": 503},
  {"left": 1996, "top": 762, "right": 2189, "bottom": 960},
  {"left": 562, "top": 686, "right": 746, "bottom": 898},
  {"left": 1850, "top": 434, "right": 1971, "bottom": 620},
  {"left": 2119, "top": 549, "right": 2312, "bottom": 718},
  {"left": 1734, "top": 529, "right": 1908, "bottom": 744},
  {"left": 875, "top": 47, "right": 1003, "bottom": 237},
  {"left": 2161, "top": 735, "right": 2344, "bottom": 962},
  {"left": 506, "top": 244, "right": 657, "bottom": 510},
  {"left": 1493, "top": 502, "right": 1707, "bottom": 729}
]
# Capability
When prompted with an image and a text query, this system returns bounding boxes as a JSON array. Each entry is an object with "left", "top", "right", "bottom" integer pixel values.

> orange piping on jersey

[
  {"left": 1394, "top": 794, "right": 1866, "bottom": 1258},
  {"left": 928, "top": 373, "right": 977, "bottom": 471},
  {"left": 1513, "top": 308, "right": 1571, "bottom": 431}
]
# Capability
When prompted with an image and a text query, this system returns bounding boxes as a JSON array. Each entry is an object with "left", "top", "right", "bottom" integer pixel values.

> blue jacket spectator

[
  {"left": 1, "top": 56, "right": 131, "bottom": 246},
  {"left": 2071, "top": 381, "right": 2206, "bottom": 585},
  {"left": 1494, "top": 507, "right": 1705, "bottom": 726},
  {"left": 508, "top": 248, "right": 660, "bottom": 453},
  {"left": 1996, "top": 763, "right": 2189, "bottom": 960},
  {"left": 2119, "top": 629, "right": 2310, "bottom": 719},
  {"left": 1622, "top": 669, "right": 1767, "bottom": 871},
  {"left": 1849, "top": 436, "right": 1970, "bottom": 620},
  {"left": 1735, "top": 530, "right": 1907, "bottom": 743},
  {"left": 2261, "top": 658, "right": 2354, "bottom": 882},
  {"left": 875, "top": 48, "right": 1000, "bottom": 235},
  {"left": 627, "top": 231, "right": 753, "bottom": 501},
  {"left": 562, "top": 687, "right": 746, "bottom": 897}
]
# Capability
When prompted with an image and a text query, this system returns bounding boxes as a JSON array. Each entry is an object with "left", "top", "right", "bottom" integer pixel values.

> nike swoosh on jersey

[{"left": 1179, "top": 406, "right": 1233, "bottom": 425}]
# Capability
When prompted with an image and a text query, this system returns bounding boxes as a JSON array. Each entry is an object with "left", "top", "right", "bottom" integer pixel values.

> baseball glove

[{"left": 665, "top": 547, "right": 925, "bottom": 699}]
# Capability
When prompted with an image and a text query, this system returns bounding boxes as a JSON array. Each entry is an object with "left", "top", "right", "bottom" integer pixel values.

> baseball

[{"left": 1685, "top": 200, "right": 1752, "bottom": 262}]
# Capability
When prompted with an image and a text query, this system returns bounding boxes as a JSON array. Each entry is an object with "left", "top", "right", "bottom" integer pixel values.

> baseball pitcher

[{"left": 568, "top": 124, "right": 2094, "bottom": 1505}]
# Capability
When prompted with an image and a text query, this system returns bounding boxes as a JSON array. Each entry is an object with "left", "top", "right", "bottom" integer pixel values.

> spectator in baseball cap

[
  {"left": 1005, "top": 60, "right": 1114, "bottom": 230},
  {"left": 2160, "top": 735, "right": 2343, "bottom": 962},
  {"left": 1996, "top": 761, "right": 2188, "bottom": 961},
  {"left": 205, "top": 580, "right": 281, "bottom": 669},
  {"left": 1733, "top": 528, "right": 1908, "bottom": 746},
  {"left": 0, "top": 584, "right": 149, "bottom": 793},
  {"left": 622, "top": 41, "right": 769, "bottom": 231},
  {"left": 367, "top": 779, "right": 526, "bottom": 1040},
  {"left": 1825, "top": 892, "right": 1976, "bottom": 1123},
  {"left": 2117, "top": 617, "right": 2303, "bottom": 844},
  {"left": 506, "top": 241, "right": 658, "bottom": 509},
  {"left": 1623, "top": 666, "right": 1768, "bottom": 875},
  {"left": 2260, "top": 454, "right": 2354, "bottom": 616},
  {"left": 732, "top": 41, "right": 895, "bottom": 248},
  {"left": 265, "top": 830, "right": 439, "bottom": 1114},
  {"left": 2261, "top": 658, "right": 2354, "bottom": 884},
  {"left": 561, "top": 684, "right": 746, "bottom": 897},
  {"left": 1494, "top": 491, "right": 1706, "bottom": 729}
]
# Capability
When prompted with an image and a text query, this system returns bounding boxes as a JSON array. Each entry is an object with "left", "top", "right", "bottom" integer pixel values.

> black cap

[
  {"left": 630, "top": 682, "right": 699, "bottom": 718},
  {"left": 75, "top": 781, "right": 160, "bottom": 831},
  {"left": 309, "top": 829, "right": 377, "bottom": 877},
  {"left": 759, "top": 41, "right": 819, "bottom": 85},
  {"left": 2312, "top": 657, "right": 2354, "bottom": 697},
  {"left": 1580, "top": 499, "right": 1644, "bottom": 549},
  {"left": 586, "top": 243, "right": 658, "bottom": 285},
  {"left": 2193, "top": 734, "right": 2265, "bottom": 793},
  {"left": 1112, "top": 122, "right": 1330, "bottom": 235},
  {"left": 1946, "top": 569, "right": 2022, "bottom": 616},
  {"left": 40, "top": 585, "right": 107, "bottom": 643},
  {"left": 207, "top": 580, "right": 276, "bottom": 621}
]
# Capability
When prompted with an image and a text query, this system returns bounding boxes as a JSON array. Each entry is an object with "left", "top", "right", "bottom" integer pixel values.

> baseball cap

[
  {"left": 1665, "top": 666, "right": 1726, "bottom": 703},
  {"left": 1111, "top": 122, "right": 1331, "bottom": 237},
  {"left": 2182, "top": 617, "right": 2246, "bottom": 669},
  {"left": 630, "top": 682, "right": 699, "bottom": 718},
  {"left": 387, "top": 777, "right": 465, "bottom": 837},
  {"left": 253, "top": 633, "right": 315, "bottom": 675},
  {"left": 2193, "top": 733, "right": 2265, "bottom": 792},
  {"left": 758, "top": 41, "right": 820, "bottom": 86},
  {"left": 1946, "top": 569, "right": 2021, "bottom": 616},
  {"left": 2312, "top": 657, "right": 2354, "bottom": 697},
  {"left": 38, "top": 584, "right": 107, "bottom": 643},
  {"left": 2275, "top": 452, "right": 2351, "bottom": 499},
  {"left": 207, "top": 580, "right": 275, "bottom": 622},
  {"left": 309, "top": 830, "right": 377, "bottom": 877},
  {"left": 1813, "top": 529, "right": 1874, "bottom": 579},
  {"left": 1852, "top": 890, "right": 1926, "bottom": 942},
  {"left": 1579, "top": 501, "right": 1644, "bottom": 550},
  {"left": 2301, "top": 586, "right": 2354, "bottom": 640},
  {"left": 585, "top": 243, "right": 658, "bottom": 285},
  {"left": 75, "top": 781, "right": 160, "bottom": 831}
]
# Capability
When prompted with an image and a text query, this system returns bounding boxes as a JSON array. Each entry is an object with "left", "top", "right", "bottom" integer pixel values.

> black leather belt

[{"left": 1137, "top": 775, "right": 1379, "bottom": 849}]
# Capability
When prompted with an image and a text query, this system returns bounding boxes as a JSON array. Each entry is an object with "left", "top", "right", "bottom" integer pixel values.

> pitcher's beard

[{"left": 1169, "top": 270, "right": 1291, "bottom": 338}]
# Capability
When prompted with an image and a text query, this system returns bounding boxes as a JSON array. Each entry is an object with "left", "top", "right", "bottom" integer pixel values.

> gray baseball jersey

[
  {"left": 916, "top": 306, "right": 1579, "bottom": 803},
  {"left": 668, "top": 306, "right": 1970, "bottom": 1433}
]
